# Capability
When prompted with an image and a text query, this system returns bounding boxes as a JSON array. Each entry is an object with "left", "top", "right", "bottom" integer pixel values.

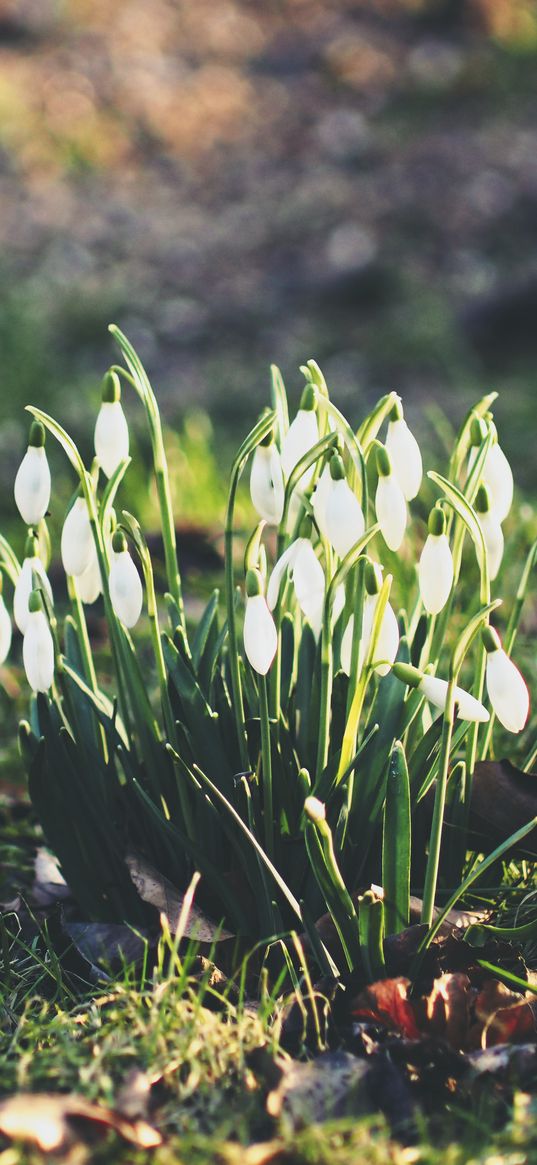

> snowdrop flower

[
  {"left": 94, "top": 371, "right": 130, "bottom": 480},
  {"left": 14, "top": 535, "right": 53, "bottom": 634},
  {"left": 375, "top": 445, "right": 407, "bottom": 552},
  {"left": 385, "top": 399, "right": 422, "bottom": 501},
  {"left": 14, "top": 421, "right": 51, "bottom": 528},
  {"left": 23, "top": 590, "right": 54, "bottom": 693},
  {"left": 341, "top": 563, "right": 399, "bottom": 677},
  {"left": 323, "top": 452, "right": 365, "bottom": 558},
  {"left": 469, "top": 420, "right": 513, "bottom": 523},
  {"left": 475, "top": 484, "right": 503, "bottom": 581},
  {"left": 280, "top": 384, "right": 319, "bottom": 490},
  {"left": 0, "top": 578, "right": 12, "bottom": 665},
  {"left": 250, "top": 432, "right": 285, "bottom": 526},
  {"left": 61, "top": 496, "right": 94, "bottom": 578},
  {"left": 267, "top": 523, "right": 325, "bottom": 638},
  {"left": 392, "top": 663, "right": 489, "bottom": 723},
  {"left": 418, "top": 506, "right": 454, "bottom": 615},
  {"left": 482, "top": 626, "right": 529, "bottom": 734},
  {"left": 311, "top": 463, "right": 332, "bottom": 538},
  {"left": 77, "top": 546, "right": 102, "bottom": 605},
  {"left": 109, "top": 531, "right": 143, "bottom": 628},
  {"left": 243, "top": 569, "right": 278, "bottom": 675},
  {"left": 303, "top": 796, "right": 326, "bottom": 823}
]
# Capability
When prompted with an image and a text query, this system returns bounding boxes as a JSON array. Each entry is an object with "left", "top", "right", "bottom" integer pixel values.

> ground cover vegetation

[{"left": 0, "top": 329, "right": 536, "bottom": 1160}]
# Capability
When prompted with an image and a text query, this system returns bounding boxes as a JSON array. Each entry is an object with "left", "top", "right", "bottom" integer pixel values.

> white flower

[
  {"left": 323, "top": 455, "right": 365, "bottom": 558},
  {"left": 250, "top": 441, "right": 285, "bottom": 526},
  {"left": 14, "top": 552, "right": 53, "bottom": 634},
  {"left": 14, "top": 423, "right": 51, "bottom": 527},
  {"left": 23, "top": 596, "right": 54, "bottom": 693},
  {"left": 280, "top": 386, "right": 319, "bottom": 491},
  {"left": 385, "top": 409, "right": 422, "bottom": 500},
  {"left": 77, "top": 547, "right": 102, "bottom": 605},
  {"left": 94, "top": 373, "right": 129, "bottom": 479},
  {"left": 61, "top": 497, "right": 94, "bottom": 578},
  {"left": 375, "top": 447, "right": 407, "bottom": 552},
  {"left": 311, "top": 464, "right": 332, "bottom": 538},
  {"left": 341, "top": 592, "right": 399, "bottom": 678},
  {"left": 476, "top": 486, "right": 504, "bottom": 581},
  {"left": 304, "top": 796, "right": 326, "bottom": 823},
  {"left": 0, "top": 595, "right": 12, "bottom": 665},
  {"left": 243, "top": 593, "right": 278, "bottom": 675},
  {"left": 484, "top": 628, "right": 529, "bottom": 734},
  {"left": 109, "top": 538, "right": 143, "bottom": 628},
  {"left": 418, "top": 508, "right": 453, "bottom": 615},
  {"left": 267, "top": 535, "right": 325, "bottom": 638},
  {"left": 469, "top": 436, "right": 513, "bottom": 522},
  {"left": 420, "top": 675, "right": 489, "bottom": 723}
]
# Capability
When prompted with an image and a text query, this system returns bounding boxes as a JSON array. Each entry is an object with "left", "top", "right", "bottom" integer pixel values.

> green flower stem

[
  {"left": 336, "top": 566, "right": 389, "bottom": 785},
  {"left": 225, "top": 410, "right": 277, "bottom": 771},
  {"left": 357, "top": 391, "right": 399, "bottom": 452},
  {"left": 259, "top": 673, "right": 274, "bottom": 860},
  {"left": 448, "top": 391, "right": 498, "bottom": 484},
  {"left": 109, "top": 328, "right": 187, "bottom": 638},
  {"left": 421, "top": 678, "right": 456, "bottom": 927},
  {"left": 67, "top": 576, "right": 99, "bottom": 695},
  {"left": 304, "top": 819, "right": 361, "bottom": 972}
]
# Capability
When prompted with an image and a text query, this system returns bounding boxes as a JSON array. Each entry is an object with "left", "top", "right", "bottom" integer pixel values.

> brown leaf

[
  {"left": 470, "top": 760, "right": 537, "bottom": 855},
  {"left": 125, "top": 854, "right": 233, "bottom": 941},
  {"left": 473, "top": 979, "right": 537, "bottom": 1048},
  {"left": 266, "top": 1051, "right": 370, "bottom": 1131},
  {"left": 351, "top": 977, "right": 421, "bottom": 1039},
  {"left": 0, "top": 1093, "right": 162, "bottom": 1152},
  {"left": 423, "top": 973, "right": 475, "bottom": 1049}
]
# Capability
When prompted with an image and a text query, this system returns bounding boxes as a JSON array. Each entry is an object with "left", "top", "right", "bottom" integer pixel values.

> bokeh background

[{"left": 1, "top": 0, "right": 537, "bottom": 512}]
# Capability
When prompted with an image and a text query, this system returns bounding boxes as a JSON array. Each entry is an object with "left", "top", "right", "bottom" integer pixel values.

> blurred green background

[{"left": 1, "top": 0, "right": 537, "bottom": 518}]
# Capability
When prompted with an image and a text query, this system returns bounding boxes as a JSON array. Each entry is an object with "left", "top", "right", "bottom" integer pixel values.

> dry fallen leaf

[
  {"left": 266, "top": 1051, "right": 370, "bottom": 1131},
  {"left": 470, "top": 760, "right": 537, "bottom": 855},
  {"left": 125, "top": 853, "right": 233, "bottom": 941},
  {"left": 0, "top": 1093, "right": 162, "bottom": 1152}
]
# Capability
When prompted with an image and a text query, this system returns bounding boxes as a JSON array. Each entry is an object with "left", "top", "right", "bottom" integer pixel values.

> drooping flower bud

[
  {"left": 392, "top": 662, "right": 489, "bottom": 723},
  {"left": 341, "top": 563, "right": 399, "bottom": 677},
  {"left": 280, "top": 383, "right": 319, "bottom": 490},
  {"left": 109, "top": 531, "right": 143, "bottom": 628},
  {"left": 23, "top": 590, "right": 54, "bottom": 693},
  {"left": 14, "top": 421, "right": 51, "bottom": 527},
  {"left": 94, "top": 371, "right": 130, "bottom": 480},
  {"left": 418, "top": 506, "right": 454, "bottom": 614},
  {"left": 482, "top": 626, "right": 529, "bottom": 734},
  {"left": 0, "top": 576, "right": 12, "bottom": 665},
  {"left": 311, "top": 463, "right": 332, "bottom": 538},
  {"left": 303, "top": 796, "right": 326, "bottom": 823},
  {"left": 475, "top": 484, "right": 503, "bottom": 581},
  {"left": 385, "top": 399, "right": 422, "bottom": 500},
  {"left": 14, "top": 535, "right": 53, "bottom": 634},
  {"left": 243, "top": 568, "right": 278, "bottom": 675},
  {"left": 469, "top": 421, "right": 513, "bottom": 522},
  {"left": 375, "top": 445, "right": 407, "bottom": 551},
  {"left": 323, "top": 452, "right": 365, "bottom": 558},
  {"left": 61, "top": 496, "right": 94, "bottom": 578},
  {"left": 77, "top": 546, "right": 103, "bottom": 605},
  {"left": 250, "top": 431, "right": 285, "bottom": 526},
  {"left": 267, "top": 525, "right": 325, "bottom": 638}
]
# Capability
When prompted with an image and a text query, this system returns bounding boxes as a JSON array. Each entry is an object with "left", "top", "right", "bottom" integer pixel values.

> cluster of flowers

[
  {"left": 1, "top": 377, "right": 141, "bottom": 692},
  {"left": 244, "top": 385, "right": 529, "bottom": 735}
]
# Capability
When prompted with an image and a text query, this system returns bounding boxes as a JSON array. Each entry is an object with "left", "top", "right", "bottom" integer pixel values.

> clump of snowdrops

[{"left": 1, "top": 327, "right": 536, "bottom": 979}]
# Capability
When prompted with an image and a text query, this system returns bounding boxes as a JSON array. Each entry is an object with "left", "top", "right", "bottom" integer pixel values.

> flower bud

[
  {"left": 375, "top": 447, "right": 407, "bottom": 551},
  {"left": 393, "top": 662, "right": 489, "bottom": 722},
  {"left": 109, "top": 533, "right": 143, "bottom": 628},
  {"left": 304, "top": 796, "right": 326, "bottom": 823},
  {"left": 77, "top": 546, "right": 103, "bottom": 605},
  {"left": 386, "top": 402, "right": 422, "bottom": 500},
  {"left": 267, "top": 537, "right": 325, "bottom": 639},
  {"left": 280, "top": 386, "right": 319, "bottom": 489},
  {"left": 14, "top": 421, "right": 51, "bottom": 527},
  {"left": 323, "top": 454, "right": 365, "bottom": 558},
  {"left": 418, "top": 507, "right": 454, "bottom": 614},
  {"left": 61, "top": 497, "right": 94, "bottom": 578},
  {"left": 483, "top": 627, "right": 529, "bottom": 734},
  {"left": 243, "top": 571, "right": 277, "bottom": 675},
  {"left": 14, "top": 539, "right": 53, "bottom": 634},
  {"left": 475, "top": 485, "right": 503, "bottom": 581},
  {"left": 23, "top": 590, "right": 54, "bottom": 693},
  {"left": 94, "top": 372, "right": 129, "bottom": 479},
  {"left": 250, "top": 435, "right": 285, "bottom": 526},
  {"left": 341, "top": 586, "right": 399, "bottom": 678}
]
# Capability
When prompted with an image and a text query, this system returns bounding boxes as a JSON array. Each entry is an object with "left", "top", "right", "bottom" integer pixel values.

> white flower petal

[
  {"left": 250, "top": 444, "right": 285, "bottom": 526},
  {"left": 420, "top": 675, "right": 489, "bottom": 723},
  {"left": 371, "top": 599, "right": 399, "bottom": 676},
  {"left": 486, "top": 649, "right": 529, "bottom": 733},
  {"left": 280, "top": 409, "right": 319, "bottom": 488},
  {"left": 324, "top": 478, "right": 365, "bottom": 558},
  {"left": 61, "top": 499, "right": 94, "bottom": 578},
  {"left": 243, "top": 594, "right": 277, "bottom": 674},
  {"left": 267, "top": 542, "right": 299, "bottom": 611},
  {"left": 479, "top": 511, "right": 504, "bottom": 581},
  {"left": 94, "top": 401, "right": 130, "bottom": 480},
  {"left": 23, "top": 610, "right": 54, "bottom": 692},
  {"left": 0, "top": 597, "right": 12, "bottom": 665},
  {"left": 484, "top": 443, "right": 513, "bottom": 522},
  {"left": 292, "top": 541, "right": 325, "bottom": 613},
  {"left": 386, "top": 417, "right": 423, "bottom": 500},
  {"left": 375, "top": 474, "right": 407, "bottom": 551},
  {"left": 418, "top": 533, "right": 454, "bottom": 614},
  {"left": 311, "top": 465, "right": 332, "bottom": 539},
  {"left": 14, "top": 558, "right": 53, "bottom": 634},
  {"left": 77, "top": 548, "right": 102, "bottom": 605},
  {"left": 109, "top": 550, "right": 143, "bottom": 628},
  {"left": 332, "top": 584, "right": 346, "bottom": 624},
  {"left": 14, "top": 446, "right": 51, "bottom": 527}
]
